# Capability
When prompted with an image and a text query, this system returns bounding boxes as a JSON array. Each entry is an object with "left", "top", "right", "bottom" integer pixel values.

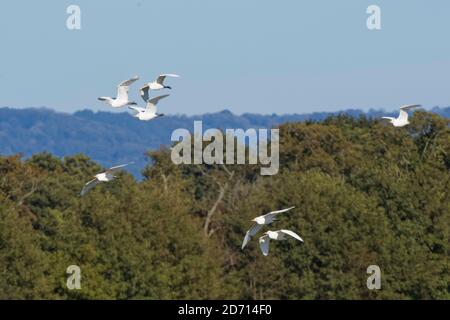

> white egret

[
  {"left": 241, "top": 206, "right": 295, "bottom": 250},
  {"left": 140, "top": 74, "right": 179, "bottom": 92},
  {"left": 80, "top": 162, "right": 133, "bottom": 196},
  {"left": 98, "top": 76, "right": 139, "bottom": 108},
  {"left": 259, "top": 229, "right": 304, "bottom": 256},
  {"left": 382, "top": 104, "right": 421, "bottom": 127},
  {"left": 128, "top": 94, "right": 169, "bottom": 121}
]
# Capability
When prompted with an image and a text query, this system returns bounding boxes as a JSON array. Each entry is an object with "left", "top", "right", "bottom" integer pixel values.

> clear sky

[{"left": 1, "top": 0, "right": 449, "bottom": 115}]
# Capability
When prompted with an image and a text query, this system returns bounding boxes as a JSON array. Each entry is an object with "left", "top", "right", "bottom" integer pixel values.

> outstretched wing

[
  {"left": 80, "top": 178, "right": 99, "bottom": 196},
  {"left": 264, "top": 206, "right": 296, "bottom": 220},
  {"left": 106, "top": 162, "right": 134, "bottom": 173},
  {"left": 241, "top": 223, "right": 263, "bottom": 249},
  {"left": 147, "top": 94, "right": 170, "bottom": 107},
  {"left": 398, "top": 104, "right": 421, "bottom": 122},
  {"left": 128, "top": 105, "right": 145, "bottom": 113},
  {"left": 117, "top": 76, "right": 139, "bottom": 100},
  {"left": 139, "top": 85, "right": 150, "bottom": 102},
  {"left": 259, "top": 235, "right": 271, "bottom": 256},
  {"left": 146, "top": 94, "right": 170, "bottom": 114},
  {"left": 156, "top": 74, "right": 180, "bottom": 85},
  {"left": 118, "top": 76, "right": 139, "bottom": 87},
  {"left": 400, "top": 104, "right": 421, "bottom": 111},
  {"left": 279, "top": 229, "right": 304, "bottom": 242},
  {"left": 398, "top": 109, "right": 409, "bottom": 122}
]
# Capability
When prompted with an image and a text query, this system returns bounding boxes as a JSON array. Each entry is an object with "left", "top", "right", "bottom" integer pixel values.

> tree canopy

[{"left": 0, "top": 111, "right": 448, "bottom": 299}]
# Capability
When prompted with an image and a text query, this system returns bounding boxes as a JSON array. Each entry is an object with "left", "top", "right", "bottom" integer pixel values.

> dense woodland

[
  {"left": 1, "top": 106, "right": 450, "bottom": 178},
  {"left": 0, "top": 111, "right": 449, "bottom": 299}
]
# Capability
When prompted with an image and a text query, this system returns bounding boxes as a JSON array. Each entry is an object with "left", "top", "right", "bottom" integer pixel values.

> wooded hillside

[{"left": 0, "top": 111, "right": 448, "bottom": 299}]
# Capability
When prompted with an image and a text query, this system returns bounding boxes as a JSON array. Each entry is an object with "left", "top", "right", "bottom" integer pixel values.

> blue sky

[{"left": 1, "top": 0, "right": 449, "bottom": 115}]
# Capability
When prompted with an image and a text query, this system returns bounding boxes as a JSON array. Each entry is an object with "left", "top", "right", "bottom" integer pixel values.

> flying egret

[
  {"left": 241, "top": 206, "right": 295, "bottom": 250},
  {"left": 382, "top": 104, "right": 421, "bottom": 127},
  {"left": 128, "top": 94, "right": 169, "bottom": 121},
  {"left": 80, "top": 162, "right": 133, "bottom": 196},
  {"left": 140, "top": 74, "right": 179, "bottom": 92},
  {"left": 98, "top": 76, "right": 139, "bottom": 108},
  {"left": 259, "top": 229, "right": 304, "bottom": 256}
]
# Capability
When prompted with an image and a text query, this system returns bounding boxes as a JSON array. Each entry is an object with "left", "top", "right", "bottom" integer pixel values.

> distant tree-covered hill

[{"left": 0, "top": 106, "right": 449, "bottom": 177}]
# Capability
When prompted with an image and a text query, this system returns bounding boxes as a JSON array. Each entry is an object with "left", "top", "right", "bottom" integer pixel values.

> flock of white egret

[
  {"left": 98, "top": 74, "right": 179, "bottom": 121},
  {"left": 81, "top": 73, "right": 179, "bottom": 195},
  {"left": 241, "top": 206, "right": 303, "bottom": 256},
  {"left": 82, "top": 74, "right": 421, "bottom": 255}
]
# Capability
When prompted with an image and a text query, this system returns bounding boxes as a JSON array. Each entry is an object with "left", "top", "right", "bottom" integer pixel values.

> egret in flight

[
  {"left": 259, "top": 229, "right": 304, "bottom": 256},
  {"left": 140, "top": 74, "right": 179, "bottom": 92},
  {"left": 98, "top": 76, "right": 139, "bottom": 108},
  {"left": 241, "top": 206, "right": 295, "bottom": 250},
  {"left": 128, "top": 93, "right": 170, "bottom": 121},
  {"left": 80, "top": 162, "right": 133, "bottom": 196},
  {"left": 382, "top": 104, "right": 421, "bottom": 127}
]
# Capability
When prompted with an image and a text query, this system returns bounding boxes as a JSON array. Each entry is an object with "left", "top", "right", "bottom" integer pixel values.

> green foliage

[{"left": 0, "top": 111, "right": 448, "bottom": 299}]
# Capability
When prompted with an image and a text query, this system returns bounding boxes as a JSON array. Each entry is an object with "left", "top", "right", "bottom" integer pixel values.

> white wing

[
  {"left": 116, "top": 76, "right": 139, "bottom": 100},
  {"left": 156, "top": 74, "right": 180, "bottom": 85},
  {"left": 259, "top": 235, "right": 271, "bottom": 256},
  {"left": 241, "top": 223, "right": 263, "bottom": 249},
  {"left": 398, "top": 104, "right": 420, "bottom": 121},
  {"left": 264, "top": 206, "right": 295, "bottom": 219},
  {"left": 279, "top": 229, "right": 304, "bottom": 242},
  {"left": 147, "top": 94, "right": 170, "bottom": 107},
  {"left": 128, "top": 106, "right": 145, "bottom": 113},
  {"left": 106, "top": 162, "right": 134, "bottom": 173},
  {"left": 146, "top": 104, "right": 157, "bottom": 115},
  {"left": 398, "top": 109, "right": 409, "bottom": 122},
  {"left": 80, "top": 178, "right": 99, "bottom": 196},
  {"left": 146, "top": 94, "right": 170, "bottom": 114}
]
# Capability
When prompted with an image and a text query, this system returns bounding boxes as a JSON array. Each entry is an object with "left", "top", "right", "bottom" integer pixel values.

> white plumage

[
  {"left": 259, "top": 230, "right": 304, "bottom": 256},
  {"left": 382, "top": 104, "right": 421, "bottom": 127},
  {"left": 98, "top": 76, "right": 139, "bottom": 108},
  {"left": 80, "top": 162, "right": 133, "bottom": 196},
  {"left": 128, "top": 94, "right": 170, "bottom": 121},
  {"left": 140, "top": 74, "right": 180, "bottom": 92},
  {"left": 241, "top": 206, "right": 295, "bottom": 249}
]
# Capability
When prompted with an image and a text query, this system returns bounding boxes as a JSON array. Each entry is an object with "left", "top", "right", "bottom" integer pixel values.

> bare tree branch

[
  {"left": 160, "top": 171, "right": 169, "bottom": 193},
  {"left": 17, "top": 180, "right": 39, "bottom": 207},
  {"left": 201, "top": 165, "right": 235, "bottom": 236},
  {"left": 204, "top": 183, "right": 226, "bottom": 236}
]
